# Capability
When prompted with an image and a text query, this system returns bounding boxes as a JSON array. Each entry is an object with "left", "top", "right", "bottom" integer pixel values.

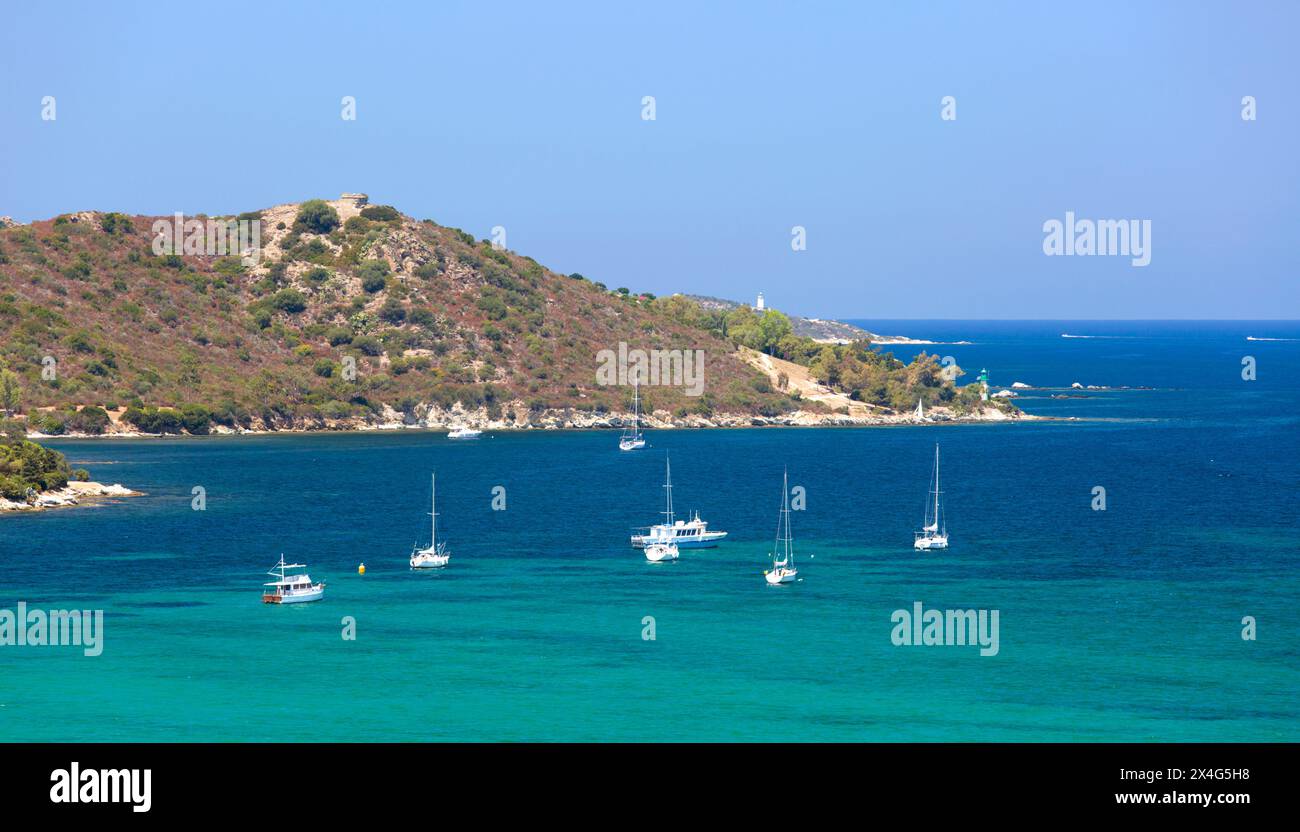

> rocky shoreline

[
  {"left": 0, "top": 480, "right": 142, "bottom": 513},
  {"left": 25, "top": 400, "right": 1041, "bottom": 439}
]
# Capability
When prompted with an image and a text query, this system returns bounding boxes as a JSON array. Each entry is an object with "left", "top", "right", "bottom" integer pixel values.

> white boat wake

[{"left": 1061, "top": 333, "right": 1141, "bottom": 339}]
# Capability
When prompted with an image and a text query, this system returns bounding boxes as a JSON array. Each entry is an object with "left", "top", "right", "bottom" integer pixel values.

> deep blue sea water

[{"left": 2, "top": 321, "right": 1298, "bottom": 741}]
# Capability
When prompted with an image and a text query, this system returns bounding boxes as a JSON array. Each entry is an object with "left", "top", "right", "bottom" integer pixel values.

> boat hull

[
  {"left": 263, "top": 588, "right": 325, "bottom": 604},
  {"left": 619, "top": 439, "right": 646, "bottom": 451},
  {"left": 630, "top": 532, "right": 726, "bottom": 549},
  {"left": 913, "top": 536, "right": 949, "bottom": 550},
  {"left": 411, "top": 557, "right": 450, "bottom": 569},
  {"left": 644, "top": 545, "right": 679, "bottom": 562},
  {"left": 765, "top": 569, "right": 797, "bottom": 585}
]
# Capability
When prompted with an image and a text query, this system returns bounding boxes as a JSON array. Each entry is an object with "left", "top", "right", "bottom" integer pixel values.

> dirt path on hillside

[{"left": 737, "top": 346, "right": 878, "bottom": 417}]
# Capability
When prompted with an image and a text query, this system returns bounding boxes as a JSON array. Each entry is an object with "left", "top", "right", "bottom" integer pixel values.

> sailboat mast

[
  {"left": 782, "top": 469, "right": 792, "bottom": 561},
  {"left": 663, "top": 455, "right": 674, "bottom": 525},
  {"left": 431, "top": 472, "right": 437, "bottom": 545},
  {"left": 933, "top": 445, "right": 941, "bottom": 534}
]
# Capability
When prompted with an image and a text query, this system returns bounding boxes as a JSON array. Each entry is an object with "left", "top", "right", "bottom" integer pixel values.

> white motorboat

[
  {"left": 630, "top": 455, "right": 727, "bottom": 548},
  {"left": 262, "top": 555, "right": 326, "bottom": 604},
  {"left": 447, "top": 426, "right": 481, "bottom": 439}
]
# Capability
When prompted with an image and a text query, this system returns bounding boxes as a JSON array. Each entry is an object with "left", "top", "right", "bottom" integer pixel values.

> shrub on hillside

[
  {"left": 360, "top": 205, "right": 401, "bottom": 222},
  {"left": 378, "top": 298, "right": 406, "bottom": 324},
  {"left": 350, "top": 335, "right": 383, "bottom": 356},
  {"left": 66, "top": 406, "right": 110, "bottom": 434},
  {"left": 320, "top": 400, "right": 353, "bottom": 420},
  {"left": 293, "top": 200, "right": 341, "bottom": 234},
  {"left": 269, "top": 289, "right": 307, "bottom": 314},
  {"left": 357, "top": 260, "right": 390, "bottom": 293},
  {"left": 476, "top": 294, "right": 507, "bottom": 321},
  {"left": 122, "top": 406, "right": 185, "bottom": 434},
  {"left": 99, "top": 212, "right": 133, "bottom": 235},
  {"left": 180, "top": 404, "right": 211, "bottom": 434},
  {"left": 286, "top": 238, "right": 331, "bottom": 263}
]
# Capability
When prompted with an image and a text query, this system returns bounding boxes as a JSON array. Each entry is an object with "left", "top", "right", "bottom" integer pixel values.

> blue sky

[{"left": 2, "top": 1, "right": 1296, "bottom": 319}]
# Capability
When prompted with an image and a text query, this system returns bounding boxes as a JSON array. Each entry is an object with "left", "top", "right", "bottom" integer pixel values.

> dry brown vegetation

[{"left": 0, "top": 200, "right": 803, "bottom": 433}]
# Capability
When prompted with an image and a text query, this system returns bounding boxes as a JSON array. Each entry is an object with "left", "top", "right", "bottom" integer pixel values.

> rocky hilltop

[{"left": 0, "top": 196, "right": 1023, "bottom": 436}]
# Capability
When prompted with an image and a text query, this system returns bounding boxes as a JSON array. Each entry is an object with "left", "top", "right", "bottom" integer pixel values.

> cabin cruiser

[{"left": 262, "top": 555, "right": 326, "bottom": 604}]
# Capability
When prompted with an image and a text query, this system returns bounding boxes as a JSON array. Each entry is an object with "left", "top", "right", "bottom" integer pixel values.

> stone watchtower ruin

[{"left": 339, "top": 193, "right": 369, "bottom": 209}]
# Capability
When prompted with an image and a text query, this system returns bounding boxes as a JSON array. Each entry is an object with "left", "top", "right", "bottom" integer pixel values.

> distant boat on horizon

[{"left": 913, "top": 444, "right": 949, "bottom": 551}]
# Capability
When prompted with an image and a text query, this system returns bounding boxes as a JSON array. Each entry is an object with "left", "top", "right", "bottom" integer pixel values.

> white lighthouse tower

[{"left": 754, "top": 292, "right": 765, "bottom": 311}]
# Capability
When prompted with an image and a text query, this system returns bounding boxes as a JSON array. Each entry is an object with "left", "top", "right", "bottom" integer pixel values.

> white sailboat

[
  {"left": 630, "top": 455, "right": 727, "bottom": 548},
  {"left": 764, "top": 469, "right": 798, "bottom": 585},
  {"left": 619, "top": 380, "right": 646, "bottom": 451},
  {"left": 913, "top": 398, "right": 927, "bottom": 422},
  {"left": 644, "top": 541, "right": 679, "bottom": 562},
  {"left": 913, "top": 443, "right": 949, "bottom": 550},
  {"left": 262, "top": 555, "right": 326, "bottom": 604},
  {"left": 411, "top": 473, "right": 451, "bottom": 568},
  {"left": 643, "top": 456, "right": 679, "bottom": 562}
]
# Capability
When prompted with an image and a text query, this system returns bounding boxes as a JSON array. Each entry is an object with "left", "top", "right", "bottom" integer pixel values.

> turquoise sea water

[{"left": 2, "top": 321, "right": 1298, "bottom": 741}]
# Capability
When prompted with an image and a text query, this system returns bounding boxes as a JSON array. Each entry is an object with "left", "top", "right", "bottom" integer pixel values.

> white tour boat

[
  {"left": 913, "top": 443, "right": 949, "bottom": 550},
  {"left": 411, "top": 473, "right": 451, "bottom": 568},
  {"left": 447, "top": 426, "right": 482, "bottom": 439},
  {"left": 619, "top": 380, "right": 646, "bottom": 451},
  {"left": 764, "top": 469, "right": 798, "bottom": 585},
  {"left": 630, "top": 455, "right": 727, "bottom": 549},
  {"left": 262, "top": 555, "right": 326, "bottom": 604}
]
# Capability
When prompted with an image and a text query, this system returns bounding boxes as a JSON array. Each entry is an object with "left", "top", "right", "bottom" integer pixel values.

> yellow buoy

[{"left": 358, "top": 563, "right": 366, "bottom": 575}]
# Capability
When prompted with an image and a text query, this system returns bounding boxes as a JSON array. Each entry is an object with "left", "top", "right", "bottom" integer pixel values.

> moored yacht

[
  {"left": 913, "top": 443, "right": 949, "bottom": 550},
  {"left": 644, "top": 542, "right": 679, "bottom": 562},
  {"left": 764, "top": 469, "right": 798, "bottom": 585},
  {"left": 447, "top": 426, "right": 481, "bottom": 439},
  {"left": 411, "top": 473, "right": 451, "bottom": 568},
  {"left": 262, "top": 555, "right": 326, "bottom": 604},
  {"left": 630, "top": 455, "right": 727, "bottom": 549},
  {"left": 619, "top": 380, "right": 646, "bottom": 451}
]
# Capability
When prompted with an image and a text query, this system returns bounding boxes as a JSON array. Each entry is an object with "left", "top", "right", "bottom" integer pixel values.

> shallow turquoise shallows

[{"left": 2, "top": 321, "right": 1298, "bottom": 741}]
